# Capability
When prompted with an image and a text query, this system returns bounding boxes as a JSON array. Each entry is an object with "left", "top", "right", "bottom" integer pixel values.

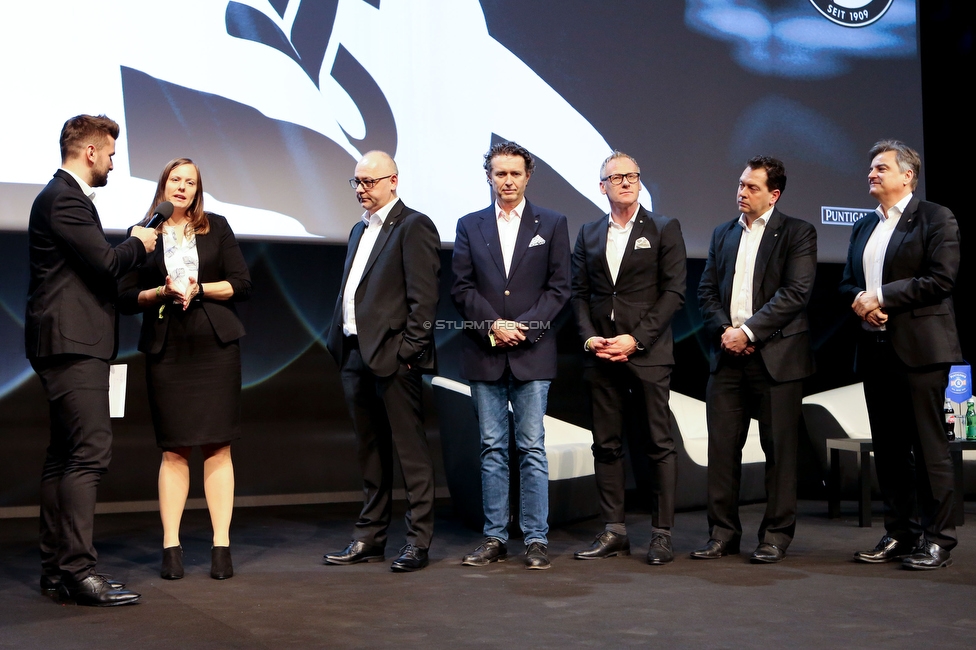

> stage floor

[{"left": 1, "top": 500, "right": 973, "bottom": 648}]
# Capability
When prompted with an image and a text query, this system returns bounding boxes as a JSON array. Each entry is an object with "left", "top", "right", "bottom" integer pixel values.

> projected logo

[
  {"left": 0, "top": 0, "right": 634, "bottom": 241},
  {"left": 808, "top": 0, "right": 894, "bottom": 27}
]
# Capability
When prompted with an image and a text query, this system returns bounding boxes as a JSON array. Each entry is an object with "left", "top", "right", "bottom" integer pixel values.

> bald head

[{"left": 353, "top": 150, "right": 399, "bottom": 214}]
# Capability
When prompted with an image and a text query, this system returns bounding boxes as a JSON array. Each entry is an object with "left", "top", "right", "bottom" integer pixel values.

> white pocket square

[
  {"left": 634, "top": 237, "right": 651, "bottom": 250},
  {"left": 528, "top": 235, "right": 546, "bottom": 247}
]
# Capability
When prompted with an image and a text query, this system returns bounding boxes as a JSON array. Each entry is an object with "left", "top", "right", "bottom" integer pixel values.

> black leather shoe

[
  {"left": 524, "top": 542, "right": 551, "bottom": 570},
  {"left": 902, "top": 541, "right": 952, "bottom": 570},
  {"left": 750, "top": 542, "right": 786, "bottom": 563},
  {"left": 853, "top": 535, "right": 915, "bottom": 563},
  {"left": 59, "top": 574, "right": 141, "bottom": 607},
  {"left": 689, "top": 538, "right": 740, "bottom": 560},
  {"left": 391, "top": 544, "right": 429, "bottom": 572},
  {"left": 647, "top": 533, "right": 673, "bottom": 565},
  {"left": 324, "top": 540, "right": 385, "bottom": 565},
  {"left": 41, "top": 574, "right": 124, "bottom": 593},
  {"left": 462, "top": 538, "right": 507, "bottom": 566},
  {"left": 211, "top": 546, "right": 234, "bottom": 580},
  {"left": 161, "top": 546, "right": 184, "bottom": 580},
  {"left": 574, "top": 530, "right": 631, "bottom": 560}
]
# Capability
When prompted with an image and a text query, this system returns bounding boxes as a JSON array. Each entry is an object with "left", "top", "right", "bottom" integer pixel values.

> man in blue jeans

[{"left": 451, "top": 142, "right": 571, "bottom": 569}]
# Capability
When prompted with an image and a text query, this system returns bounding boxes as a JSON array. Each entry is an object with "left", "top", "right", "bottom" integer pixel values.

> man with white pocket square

[
  {"left": 571, "top": 152, "right": 687, "bottom": 565},
  {"left": 452, "top": 142, "right": 571, "bottom": 569}
]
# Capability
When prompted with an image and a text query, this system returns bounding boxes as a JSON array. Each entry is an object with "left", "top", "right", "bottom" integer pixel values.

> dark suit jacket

[
  {"left": 572, "top": 206, "right": 686, "bottom": 367},
  {"left": 117, "top": 213, "right": 252, "bottom": 354},
  {"left": 839, "top": 195, "right": 961, "bottom": 368},
  {"left": 698, "top": 208, "right": 817, "bottom": 384},
  {"left": 326, "top": 199, "right": 440, "bottom": 377},
  {"left": 451, "top": 200, "right": 571, "bottom": 382},
  {"left": 25, "top": 169, "right": 147, "bottom": 361}
]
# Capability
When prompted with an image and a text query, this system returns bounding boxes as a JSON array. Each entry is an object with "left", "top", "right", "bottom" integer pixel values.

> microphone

[{"left": 145, "top": 201, "right": 174, "bottom": 229}]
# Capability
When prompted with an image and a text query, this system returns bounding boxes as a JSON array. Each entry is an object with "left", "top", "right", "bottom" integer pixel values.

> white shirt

[
  {"left": 729, "top": 207, "right": 773, "bottom": 342},
  {"left": 161, "top": 225, "right": 199, "bottom": 297},
  {"left": 606, "top": 204, "right": 639, "bottom": 285},
  {"left": 860, "top": 192, "right": 912, "bottom": 331},
  {"left": 341, "top": 197, "right": 399, "bottom": 336},
  {"left": 495, "top": 197, "right": 525, "bottom": 277},
  {"left": 61, "top": 168, "right": 96, "bottom": 203}
]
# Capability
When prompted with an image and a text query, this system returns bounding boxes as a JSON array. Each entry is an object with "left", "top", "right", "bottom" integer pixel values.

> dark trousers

[
  {"left": 31, "top": 355, "right": 112, "bottom": 581},
  {"left": 859, "top": 336, "right": 956, "bottom": 550},
  {"left": 705, "top": 353, "right": 801, "bottom": 549},
  {"left": 339, "top": 339, "right": 434, "bottom": 549},
  {"left": 588, "top": 362, "right": 675, "bottom": 528}
]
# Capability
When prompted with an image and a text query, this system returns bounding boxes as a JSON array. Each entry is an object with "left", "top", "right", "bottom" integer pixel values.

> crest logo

[{"left": 808, "top": 0, "right": 894, "bottom": 27}]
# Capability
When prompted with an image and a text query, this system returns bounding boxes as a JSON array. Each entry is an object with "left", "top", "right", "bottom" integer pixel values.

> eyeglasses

[
  {"left": 348, "top": 175, "right": 393, "bottom": 190},
  {"left": 601, "top": 172, "right": 640, "bottom": 185}
]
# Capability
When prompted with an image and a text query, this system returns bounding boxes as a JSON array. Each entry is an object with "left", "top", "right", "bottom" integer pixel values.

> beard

[{"left": 90, "top": 166, "right": 110, "bottom": 188}]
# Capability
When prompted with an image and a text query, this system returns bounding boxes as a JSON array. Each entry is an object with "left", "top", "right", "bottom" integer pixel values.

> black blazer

[
  {"left": 118, "top": 213, "right": 252, "bottom": 354},
  {"left": 326, "top": 199, "right": 440, "bottom": 377},
  {"left": 572, "top": 206, "right": 687, "bottom": 367},
  {"left": 839, "top": 195, "right": 961, "bottom": 368},
  {"left": 25, "top": 169, "right": 147, "bottom": 361},
  {"left": 698, "top": 208, "right": 817, "bottom": 383},
  {"left": 451, "top": 200, "right": 571, "bottom": 382}
]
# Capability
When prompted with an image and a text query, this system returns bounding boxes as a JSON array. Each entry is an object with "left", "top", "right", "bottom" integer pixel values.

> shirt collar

[
  {"left": 61, "top": 167, "right": 95, "bottom": 201},
  {"left": 737, "top": 206, "right": 774, "bottom": 231},
  {"left": 607, "top": 203, "right": 640, "bottom": 230},
  {"left": 362, "top": 196, "right": 399, "bottom": 225},
  {"left": 875, "top": 192, "right": 913, "bottom": 221},
  {"left": 496, "top": 197, "right": 526, "bottom": 222}
]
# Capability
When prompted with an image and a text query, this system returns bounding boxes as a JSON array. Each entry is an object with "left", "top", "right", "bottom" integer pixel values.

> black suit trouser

[
  {"left": 587, "top": 362, "right": 675, "bottom": 528},
  {"left": 705, "top": 353, "right": 800, "bottom": 549},
  {"left": 339, "top": 340, "right": 434, "bottom": 549},
  {"left": 30, "top": 355, "right": 112, "bottom": 581},
  {"left": 859, "top": 336, "right": 956, "bottom": 550}
]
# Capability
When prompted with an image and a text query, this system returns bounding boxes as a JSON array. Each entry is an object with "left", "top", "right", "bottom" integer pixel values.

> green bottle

[{"left": 967, "top": 400, "right": 976, "bottom": 441}]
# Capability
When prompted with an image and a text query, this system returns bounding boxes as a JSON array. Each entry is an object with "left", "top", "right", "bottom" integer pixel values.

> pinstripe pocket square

[{"left": 634, "top": 237, "right": 651, "bottom": 249}]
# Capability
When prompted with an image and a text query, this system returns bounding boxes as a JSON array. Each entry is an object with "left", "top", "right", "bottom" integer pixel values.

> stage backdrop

[{"left": 0, "top": 0, "right": 925, "bottom": 510}]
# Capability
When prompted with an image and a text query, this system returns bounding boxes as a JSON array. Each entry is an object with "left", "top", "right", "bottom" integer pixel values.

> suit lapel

[
  {"left": 478, "top": 207, "right": 507, "bottom": 278},
  {"left": 882, "top": 196, "right": 917, "bottom": 280},
  {"left": 719, "top": 220, "right": 742, "bottom": 306},
  {"left": 752, "top": 209, "right": 782, "bottom": 300},
  {"left": 341, "top": 220, "right": 367, "bottom": 287},
  {"left": 851, "top": 214, "right": 879, "bottom": 285},
  {"left": 505, "top": 201, "right": 541, "bottom": 281},
  {"left": 359, "top": 200, "right": 401, "bottom": 282},
  {"left": 592, "top": 216, "right": 613, "bottom": 286},
  {"left": 615, "top": 207, "right": 648, "bottom": 282}
]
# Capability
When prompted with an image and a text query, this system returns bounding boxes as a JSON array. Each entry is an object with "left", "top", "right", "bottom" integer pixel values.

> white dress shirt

[
  {"left": 495, "top": 197, "right": 525, "bottom": 277},
  {"left": 729, "top": 207, "right": 773, "bottom": 342},
  {"left": 61, "top": 168, "right": 96, "bottom": 202},
  {"left": 606, "top": 204, "right": 639, "bottom": 285},
  {"left": 341, "top": 197, "right": 399, "bottom": 336},
  {"left": 860, "top": 192, "right": 912, "bottom": 331}
]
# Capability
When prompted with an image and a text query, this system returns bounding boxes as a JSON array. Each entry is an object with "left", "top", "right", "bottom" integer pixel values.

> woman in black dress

[{"left": 119, "top": 158, "right": 251, "bottom": 580}]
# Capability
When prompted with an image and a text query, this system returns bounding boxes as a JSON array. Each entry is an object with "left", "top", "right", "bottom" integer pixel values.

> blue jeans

[{"left": 470, "top": 377, "right": 550, "bottom": 545}]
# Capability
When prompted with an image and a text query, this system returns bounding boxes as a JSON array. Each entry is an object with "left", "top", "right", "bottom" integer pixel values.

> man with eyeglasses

[
  {"left": 571, "top": 151, "right": 687, "bottom": 565},
  {"left": 324, "top": 150, "right": 441, "bottom": 572},
  {"left": 451, "top": 141, "right": 571, "bottom": 570},
  {"left": 694, "top": 156, "right": 816, "bottom": 564}
]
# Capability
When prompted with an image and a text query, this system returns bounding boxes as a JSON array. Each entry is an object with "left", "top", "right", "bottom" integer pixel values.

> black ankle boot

[
  {"left": 161, "top": 546, "right": 184, "bottom": 579},
  {"left": 211, "top": 546, "right": 233, "bottom": 579}
]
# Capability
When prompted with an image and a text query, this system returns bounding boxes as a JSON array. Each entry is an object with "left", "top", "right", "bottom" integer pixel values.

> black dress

[{"left": 118, "top": 213, "right": 252, "bottom": 449}]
